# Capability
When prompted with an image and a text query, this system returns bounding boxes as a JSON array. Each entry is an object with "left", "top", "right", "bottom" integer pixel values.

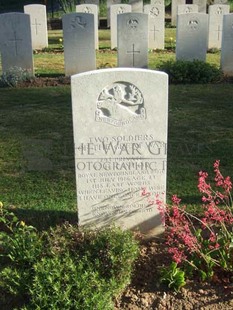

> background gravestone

[
  {"left": 144, "top": 4, "right": 165, "bottom": 50},
  {"left": 176, "top": 12, "right": 208, "bottom": 61},
  {"left": 193, "top": 0, "right": 207, "bottom": 12},
  {"left": 128, "top": 0, "right": 143, "bottom": 12},
  {"left": 76, "top": 4, "right": 99, "bottom": 49},
  {"left": 214, "top": 0, "right": 228, "bottom": 3},
  {"left": 62, "top": 13, "right": 96, "bottom": 76},
  {"left": 151, "top": 0, "right": 164, "bottom": 5},
  {"left": 220, "top": 13, "right": 233, "bottom": 76},
  {"left": 0, "top": 12, "right": 34, "bottom": 75},
  {"left": 107, "top": 0, "right": 121, "bottom": 28},
  {"left": 81, "top": 0, "right": 99, "bottom": 6},
  {"left": 71, "top": 68, "right": 168, "bottom": 237},
  {"left": 117, "top": 12, "right": 148, "bottom": 68},
  {"left": 110, "top": 4, "right": 132, "bottom": 49},
  {"left": 177, "top": 4, "right": 199, "bottom": 15},
  {"left": 24, "top": 4, "right": 48, "bottom": 50},
  {"left": 208, "top": 4, "right": 229, "bottom": 49},
  {"left": 171, "top": 0, "right": 185, "bottom": 26}
]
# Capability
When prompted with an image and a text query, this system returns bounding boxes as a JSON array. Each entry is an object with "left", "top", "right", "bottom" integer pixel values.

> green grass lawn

[
  {"left": 31, "top": 28, "right": 220, "bottom": 76},
  {"left": 0, "top": 29, "right": 231, "bottom": 229},
  {"left": 1, "top": 83, "right": 233, "bottom": 228},
  {"left": 0, "top": 28, "right": 220, "bottom": 75}
]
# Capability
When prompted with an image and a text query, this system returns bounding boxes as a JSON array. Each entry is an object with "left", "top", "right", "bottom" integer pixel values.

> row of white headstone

[
  {"left": 171, "top": 0, "right": 228, "bottom": 25},
  {"left": 1, "top": 8, "right": 233, "bottom": 76},
  {"left": 22, "top": 3, "right": 233, "bottom": 52},
  {"left": 1, "top": 2, "right": 229, "bottom": 53},
  {"left": 63, "top": 11, "right": 150, "bottom": 75}
]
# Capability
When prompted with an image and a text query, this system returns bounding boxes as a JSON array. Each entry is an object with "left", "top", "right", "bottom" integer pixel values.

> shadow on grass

[
  {"left": 179, "top": 195, "right": 200, "bottom": 205},
  {"left": 36, "top": 72, "right": 66, "bottom": 78},
  {"left": 12, "top": 208, "right": 78, "bottom": 231}
]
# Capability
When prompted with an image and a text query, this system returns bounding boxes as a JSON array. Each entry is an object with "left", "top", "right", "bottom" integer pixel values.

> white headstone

[
  {"left": 110, "top": 4, "right": 132, "bottom": 49},
  {"left": 129, "top": 0, "right": 143, "bottom": 12},
  {"left": 81, "top": 0, "right": 99, "bottom": 5},
  {"left": 192, "top": 0, "right": 207, "bottom": 13},
  {"left": 0, "top": 12, "right": 34, "bottom": 75},
  {"left": 71, "top": 68, "right": 168, "bottom": 237},
  {"left": 176, "top": 13, "right": 208, "bottom": 61},
  {"left": 151, "top": 0, "right": 165, "bottom": 5},
  {"left": 171, "top": 0, "right": 185, "bottom": 26},
  {"left": 107, "top": 0, "right": 121, "bottom": 28},
  {"left": 214, "top": 0, "right": 228, "bottom": 3},
  {"left": 208, "top": 4, "right": 229, "bottom": 49},
  {"left": 117, "top": 13, "right": 148, "bottom": 68},
  {"left": 220, "top": 13, "right": 233, "bottom": 75},
  {"left": 144, "top": 4, "right": 165, "bottom": 49},
  {"left": 76, "top": 4, "right": 99, "bottom": 49},
  {"left": 24, "top": 4, "right": 48, "bottom": 50},
  {"left": 62, "top": 13, "right": 96, "bottom": 76},
  {"left": 177, "top": 4, "right": 199, "bottom": 15}
]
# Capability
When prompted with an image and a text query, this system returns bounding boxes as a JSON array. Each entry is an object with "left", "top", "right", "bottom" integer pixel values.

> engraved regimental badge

[
  {"left": 96, "top": 82, "right": 146, "bottom": 127},
  {"left": 71, "top": 15, "right": 87, "bottom": 29},
  {"left": 185, "top": 6, "right": 192, "bottom": 13},
  {"left": 127, "top": 18, "right": 139, "bottom": 30},
  {"left": 117, "top": 7, "right": 125, "bottom": 14},
  {"left": 149, "top": 7, "right": 160, "bottom": 17},
  {"left": 84, "top": 7, "right": 92, "bottom": 14},
  {"left": 217, "top": 7, "right": 223, "bottom": 15},
  {"left": 188, "top": 19, "right": 199, "bottom": 31}
]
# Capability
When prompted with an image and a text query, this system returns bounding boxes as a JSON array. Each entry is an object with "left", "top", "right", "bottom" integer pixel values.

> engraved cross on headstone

[
  {"left": 32, "top": 18, "right": 41, "bottom": 35},
  {"left": 150, "top": 25, "right": 159, "bottom": 41},
  {"left": 127, "top": 44, "right": 140, "bottom": 66},
  {"left": 8, "top": 30, "right": 22, "bottom": 56},
  {"left": 215, "top": 25, "right": 222, "bottom": 41}
]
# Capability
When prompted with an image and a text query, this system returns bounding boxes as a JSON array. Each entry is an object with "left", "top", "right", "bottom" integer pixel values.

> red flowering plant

[{"left": 142, "top": 160, "right": 233, "bottom": 286}]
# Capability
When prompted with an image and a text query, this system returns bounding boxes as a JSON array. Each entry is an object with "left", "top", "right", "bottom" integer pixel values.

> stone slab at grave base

[{"left": 71, "top": 68, "right": 168, "bottom": 237}]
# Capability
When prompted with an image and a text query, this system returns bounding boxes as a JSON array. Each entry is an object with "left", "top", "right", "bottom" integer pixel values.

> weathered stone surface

[
  {"left": 110, "top": 4, "right": 132, "bottom": 49},
  {"left": 177, "top": 4, "right": 198, "bottom": 15},
  {"left": 0, "top": 12, "right": 34, "bottom": 74},
  {"left": 129, "top": 0, "right": 143, "bottom": 12},
  {"left": 176, "top": 12, "right": 208, "bottom": 61},
  {"left": 171, "top": 0, "right": 185, "bottom": 26},
  {"left": 107, "top": 0, "right": 121, "bottom": 28},
  {"left": 76, "top": 4, "right": 99, "bottom": 49},
  {"left": 24, "top": 4, "right": 48, "bottom": 50},
  {"left": 208, "top": 4, "right": 229, "bottom": 49},
  {"left": 71, "top": 68, "right": 168, "bottom": 237},
  {"left": 117, "top": 13, "right": 148, "bottom": 68},
  {"left": 220, "top": 13, "right": 233, "bottom": 75},
  {"left": 193, "top": 0, "right": 207, "bottom": 13},
  {"left": 62, "top": 13, "right": 96, "bottom": 75},
  {"left": 144, "top": 4, "right": 165, "bottom": 49}
]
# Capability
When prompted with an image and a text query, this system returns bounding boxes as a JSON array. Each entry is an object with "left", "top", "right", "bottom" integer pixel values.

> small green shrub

[
  {"left": 0, "top": 204, "right": 139, "bottom": 310},
  {"left": 157, "top": 60, "right": 223, "bottom": 84},
  {"left": 0, "top": 66, "right": 33, "bottom": 87},
  {"left": 27, "top": 254, "right": 113, "bottom": 310},
  {"left": 44, "top": 224, "right": 139, "bottom": 294}
]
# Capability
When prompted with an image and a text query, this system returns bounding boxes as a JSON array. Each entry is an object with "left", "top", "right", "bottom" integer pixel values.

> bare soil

[
  {"left": 15, "top": 76, "right": 71, "bottom": 88},
  {"left": 114, "top": 237, "right": 233, "bottom": 310}
]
